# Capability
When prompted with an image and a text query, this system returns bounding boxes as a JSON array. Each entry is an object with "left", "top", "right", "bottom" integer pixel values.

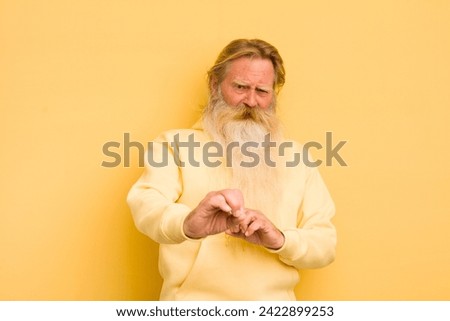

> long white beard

[{"left": 202, "top": 91, "right": 284, "bottom": 224}]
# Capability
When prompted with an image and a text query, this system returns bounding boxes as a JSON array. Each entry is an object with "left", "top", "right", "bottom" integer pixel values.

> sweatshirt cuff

[
  {"left": 160, "top": 203, "right": 194, "bottom": 243},
  {"left": 266, "top": 229, "right": 307, "bottom": 260}
]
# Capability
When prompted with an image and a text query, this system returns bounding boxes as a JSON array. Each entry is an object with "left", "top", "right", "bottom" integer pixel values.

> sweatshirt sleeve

[
  {"left": 126, "top": 133, "right": 192, "bottom": 244},
  {"left": 270, "top": 165, "right": 337, "bottom": 269}
]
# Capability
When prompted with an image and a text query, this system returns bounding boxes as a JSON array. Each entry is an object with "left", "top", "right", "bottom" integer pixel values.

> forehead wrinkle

[{"left": 224, "top": 57, "right": 275, "bottom": 88}]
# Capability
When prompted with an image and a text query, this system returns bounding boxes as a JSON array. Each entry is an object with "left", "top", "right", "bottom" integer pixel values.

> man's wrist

[
  {"left": 182, "top": 212, "right": 205, "bottom": 240},
  {"left": 266, "top": 230, "right": 285, "bottom": 250}
]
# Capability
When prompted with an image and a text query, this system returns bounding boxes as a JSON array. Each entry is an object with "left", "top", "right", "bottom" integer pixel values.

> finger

[
  {"left": 237, "top": 208, "right": 261, "bottom": 230},
  {"left": 244, "top": 218, "right": 264, "bottom": 237},
  {"left": 236, "top": 214, "right": 256, "bottom": 233},
  {"left": 226, "top": 216, "right": 241, "bottom": 233},
  {"left": 207, "top": 193, "right": 232, "bottom": 213},
  {"left": 225, "top": 229, "right": 245, "bottom": 238},
  {"left": 220, "top": 189, "right": 245, "bottom": 213}
]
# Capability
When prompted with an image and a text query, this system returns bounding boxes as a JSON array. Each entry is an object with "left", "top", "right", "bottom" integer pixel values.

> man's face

[{"left": 218, "top": 57, "right": 275, "bottom": 110}]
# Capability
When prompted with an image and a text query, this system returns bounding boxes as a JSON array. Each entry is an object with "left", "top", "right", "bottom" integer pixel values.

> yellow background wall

[{"left": 1, "top": 0, "right": 449, "bottom": 300}]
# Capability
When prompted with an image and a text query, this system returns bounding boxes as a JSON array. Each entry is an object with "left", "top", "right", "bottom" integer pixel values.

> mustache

[{"left": 230, "top": 104, "right": 274, "bottom": 124}]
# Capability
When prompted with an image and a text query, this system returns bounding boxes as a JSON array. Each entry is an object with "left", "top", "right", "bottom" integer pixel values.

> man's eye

[{"left": 256, "top": 88, "right": 269, "bottom": 94}]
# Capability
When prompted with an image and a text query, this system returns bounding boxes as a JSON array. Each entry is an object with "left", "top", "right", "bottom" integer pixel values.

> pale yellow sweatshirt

[{"left": 127, "top": 122, "right": 336, "bottom": 300}]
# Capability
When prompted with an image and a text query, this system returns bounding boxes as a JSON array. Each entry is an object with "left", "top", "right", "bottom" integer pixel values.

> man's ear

[{"left": 210, "top": 77, "right": 219, "bottom": 95}]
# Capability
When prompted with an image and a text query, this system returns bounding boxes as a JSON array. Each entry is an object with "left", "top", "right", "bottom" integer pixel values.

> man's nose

[{"left": 244, "top": 90, "right": 257, "bottom": 108}]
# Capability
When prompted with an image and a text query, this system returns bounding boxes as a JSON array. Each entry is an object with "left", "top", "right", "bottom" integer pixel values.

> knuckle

[
  {"left": 205, "top": 191, "right": 218, "bottom": 198},
  {"left": 227, "top": 188, "right": 242, "bottom": 198}
]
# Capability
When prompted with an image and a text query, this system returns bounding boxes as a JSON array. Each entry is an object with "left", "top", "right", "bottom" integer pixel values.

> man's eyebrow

[
  {"left": 233, "top": 80, "right": 272, "bottom": 92},
  {"left": 232, "top": 80, "right": 250, "bottom": 87},
  {"left": 256, "top": 86, "right": 272, "bottom": 92}
]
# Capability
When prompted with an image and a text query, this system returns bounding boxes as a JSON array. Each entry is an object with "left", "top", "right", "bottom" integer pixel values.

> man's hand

[
  {"left": 227, "top": 209, "right": 285, "bottom": 250},
  {"left": 183, "top": 189, "right": 245, "bottom": 239}
]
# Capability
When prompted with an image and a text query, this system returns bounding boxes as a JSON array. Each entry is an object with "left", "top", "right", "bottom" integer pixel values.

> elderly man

[{"left": 127, "top": 39, "right": 336, "bottom": 300}]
